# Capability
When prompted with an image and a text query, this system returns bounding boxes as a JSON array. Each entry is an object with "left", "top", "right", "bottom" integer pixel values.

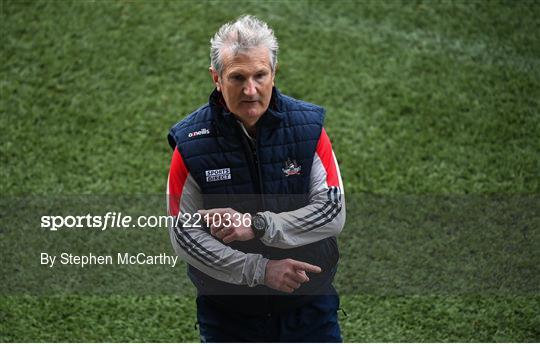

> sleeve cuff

[
  {"left": 259, "top": 211, "right": 276, "bottom": 246},
  {"left": 245, "top": 254, "right": 269, "bottom": 287}
]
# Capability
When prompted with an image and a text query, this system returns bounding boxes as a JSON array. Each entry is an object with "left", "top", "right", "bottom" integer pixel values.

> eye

[
  {"left": 230, "top": 74, "right": 244, "bottom": 82},
  {"left": 255, "top": 72, "right": 267, "bottom": 79}
]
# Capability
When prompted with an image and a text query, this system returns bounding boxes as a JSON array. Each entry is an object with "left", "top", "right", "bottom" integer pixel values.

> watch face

[{"left": 253, "top": 215, "right": 265, "bottom": 230}]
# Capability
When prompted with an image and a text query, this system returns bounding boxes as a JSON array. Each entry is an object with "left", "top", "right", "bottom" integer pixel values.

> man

[{"left": 167, "top": 15, "right": 345, "bottom": 342}]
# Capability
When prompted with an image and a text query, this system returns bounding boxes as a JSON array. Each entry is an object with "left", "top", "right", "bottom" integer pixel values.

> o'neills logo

[{"left": 188, "top": 128, "right": 210, "bottom": 138}]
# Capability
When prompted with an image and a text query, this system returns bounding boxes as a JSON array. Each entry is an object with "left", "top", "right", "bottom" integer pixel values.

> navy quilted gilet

[{"left": 168, "top": 88, "right": 339, "bottom": 315}]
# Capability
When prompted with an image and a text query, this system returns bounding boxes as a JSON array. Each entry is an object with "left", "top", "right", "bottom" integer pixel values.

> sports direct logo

[
  {"left": 205, "top": 168, "right": 231, "bottom": 182},
  {"left": 188, "top": 128, "right": 210, "bottom": 138}
]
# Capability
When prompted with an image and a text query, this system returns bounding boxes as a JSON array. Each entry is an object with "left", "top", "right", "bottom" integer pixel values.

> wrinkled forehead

[{"left": 220, "top": 45, "right": 273, "bottom": 75}]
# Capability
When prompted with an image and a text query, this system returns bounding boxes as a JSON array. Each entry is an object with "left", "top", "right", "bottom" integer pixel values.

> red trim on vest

[
  {"left": 315, "top": 128, "right": 339, "bottom": 187},
  {"left": 168, "top": 147, "right": 189, "bottom": 216}
]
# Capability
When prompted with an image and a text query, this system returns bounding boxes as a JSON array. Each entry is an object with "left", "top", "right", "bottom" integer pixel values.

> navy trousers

[{"left": 196, "top": 294, "right": 342, "bottom": 342}]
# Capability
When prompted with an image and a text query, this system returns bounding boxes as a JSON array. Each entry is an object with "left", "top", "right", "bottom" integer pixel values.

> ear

[
  {"left": 209, "top": 67, "right": 221, "bottom": 91},
  {"left": 272, "top": 63, "right": 278, "bottom": 86}
]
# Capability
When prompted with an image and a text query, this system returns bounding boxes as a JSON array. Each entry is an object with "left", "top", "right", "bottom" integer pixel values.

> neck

[
  {"left": 243, "top": 121, "right": 257, "bottom": 137},
  {"left": 234, "top": 116, "right": 258, "bottom": 136}
]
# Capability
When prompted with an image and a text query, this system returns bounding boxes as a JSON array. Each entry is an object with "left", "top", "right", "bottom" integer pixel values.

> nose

[{"left": 243, "top": 78, "right": 257, "bottom": 97}]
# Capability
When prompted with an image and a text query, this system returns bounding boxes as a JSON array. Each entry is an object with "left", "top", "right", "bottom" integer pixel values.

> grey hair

[{"left": 210, "top": 15, "right": 278, "bottom": 76}]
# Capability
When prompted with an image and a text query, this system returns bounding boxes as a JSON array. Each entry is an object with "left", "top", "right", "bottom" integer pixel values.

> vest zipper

[
  {"left": 254, "top": 125, "right": 266, "bottom": 209},
  {"left": 254, "top": 125, "right": 272, "bottom": 316},
  {"left": 233, "top": 120, "right": 272, "bottom": 315},
  {"left": 237, "top": 120, "right": 265, "bottom": 207}
]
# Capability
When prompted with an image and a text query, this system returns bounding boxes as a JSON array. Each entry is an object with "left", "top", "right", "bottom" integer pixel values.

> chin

[
  {"left": 247, "top": 110, "right": 264, "bottom": 117},
  {"left": 238, "top": 107, "right": 263, "bottom": 118}
]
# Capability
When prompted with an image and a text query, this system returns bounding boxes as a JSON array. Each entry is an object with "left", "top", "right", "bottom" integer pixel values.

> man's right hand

[{"left": 264, "top": 259, "right": 322, "bottom": 293}]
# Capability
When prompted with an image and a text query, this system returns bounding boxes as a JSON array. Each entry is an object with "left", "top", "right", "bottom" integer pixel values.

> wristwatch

[{"left": 251, "top": 213, "right": 267, "bottom": 239}]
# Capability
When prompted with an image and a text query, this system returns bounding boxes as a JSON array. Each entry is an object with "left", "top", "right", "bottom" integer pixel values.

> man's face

[{"left": 211, "top": 46, "right": 275, "bottom": 127}]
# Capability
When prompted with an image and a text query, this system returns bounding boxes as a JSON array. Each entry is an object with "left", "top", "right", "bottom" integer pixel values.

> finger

[
  {"left": 217, "top": 227, "right": 230, "bottom": 239},
  {"left": 221, "top": 226, "right": 230, "bottom": 234},
  {"left": 222, "top": 233, "right": 236, "bottom": 244},
  {"left": 210, "top": 223, "right": 223, "bottom": 235},
  {"left": 286, "top": 281, "right": 301, "bottom": 290},
  {"left": 295, "top": 270, "right": 310, "bottom": 283},
  {"left": 211, "top": 222, "right": 224, "bottom": 231},
  {"left": 280, "top": 285, "right": 294, "bottom": 293},
  {"left": 291, "top": 260, "right": 322, "bottom": 274},
  {"left": 211, "top": 226, "right": 224, "bottom": 238},
  {"left": 201, "top": 211, "right": 214, "bottom": 227},
  {"left": 198, "top": 209, "right": 223, "bottom": 227},
  {"left": 221, "top": 223, "right": 234, "bottom": 231},
  {"left": 289, "top": 270, "right": 308, "bottom": 284}
]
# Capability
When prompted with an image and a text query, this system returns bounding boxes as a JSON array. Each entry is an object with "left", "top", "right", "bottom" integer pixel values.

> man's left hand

[{"left": 198, "top": 208, "right": 254, "bottom": 244}]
